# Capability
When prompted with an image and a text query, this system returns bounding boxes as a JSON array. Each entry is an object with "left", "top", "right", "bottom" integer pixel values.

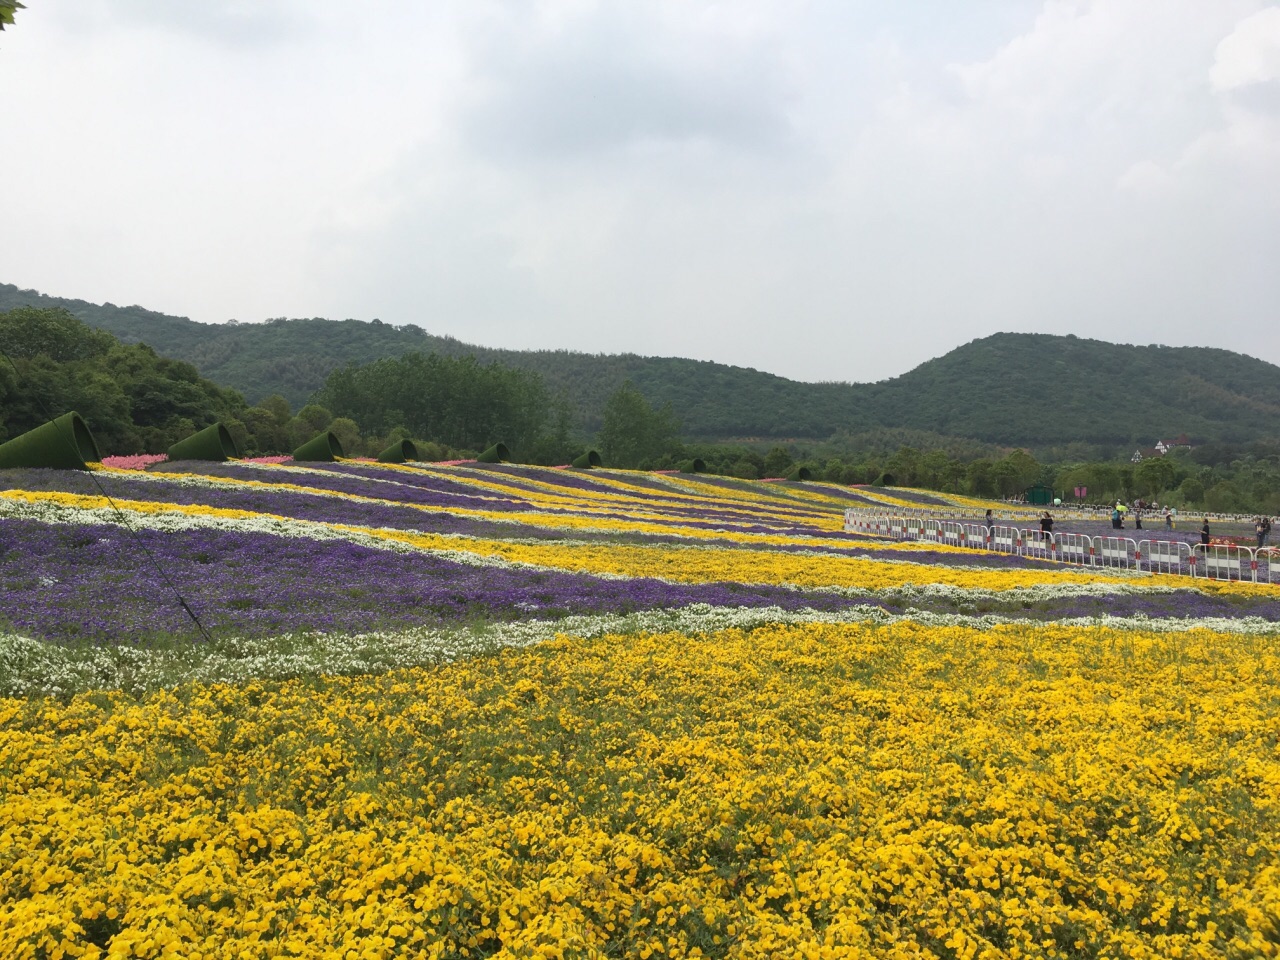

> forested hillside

[
  {"left": 0, "top": 306, "right": 245, "bottom": 454},
  {"left": 4, "top": 282, "right": 1279, "bottom": 448}
]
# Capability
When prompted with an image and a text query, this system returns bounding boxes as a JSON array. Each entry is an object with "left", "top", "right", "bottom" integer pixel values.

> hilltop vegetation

[
  {"left": 0, "top": 307, "right": 577, "bottom": 462},
  {"left": 5, "top": 283, "right": 1280, "bottom": 450},
  {"left": 0, "top": 306, "right": 244, "bottom": 455},
  {"left": 4, "top": 301, "right": 1280, "bottom": 511}
]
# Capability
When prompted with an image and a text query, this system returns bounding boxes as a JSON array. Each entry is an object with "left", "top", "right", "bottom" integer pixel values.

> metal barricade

[
  {"left": 991, "top": 525, "right": 1017, "bottom": 554},
  {"left": 963, "top": 523, "right": 989, "bottom": 549},
  {"left": 1140, "top": 539, "right": 1191, "bottom": 575},
  {"left": 905, "top": 517, "right": 926, "bottom": 540},
  {"left": 1016, "top": 528, "right": 1052, "bottom": 560},
  {"left": 1193, "top": 544, "right": 1256, "bottom": 582},
  {"left": 1055, "top": 532, "right": 1094, "bottom": 566},
  {"left": 1096, "top": 536, "right": 1138, "bottom": 569},
  {"left": 940, "top": 521, "right": 964, "bottom": 547},
  {"left": 889, "top": 517, "right": 907, "bottom": 540},
  {"left": 922, "top": 519, "right": 942, "bottom": 544},
  {"left": 1258, "top": 548, "right": 1280, "bottom": 585}
]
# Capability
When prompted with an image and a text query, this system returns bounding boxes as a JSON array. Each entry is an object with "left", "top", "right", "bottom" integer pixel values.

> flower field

[{"left": 1, "top": 462, "right": 1278, "bottom": 958}]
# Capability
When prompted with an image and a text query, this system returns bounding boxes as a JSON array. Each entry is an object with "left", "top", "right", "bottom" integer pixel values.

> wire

[{"left": 0, "top": 345, "right": 215, "bottom": 644}]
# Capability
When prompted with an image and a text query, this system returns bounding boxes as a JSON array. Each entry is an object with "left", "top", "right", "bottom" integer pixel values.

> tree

[
  {"left": 1204, "top": 481, "right": 1245, "bottom": 513},
  {"left": 0, "top": 306, "right": 114, "bottom": 362},
  {"left": 762, "top": 446, "right": 794, "bottom": 478},
  {"left": 327, "top": 417, "right": 364, "bottom": 457},
  {"left": 1135, "top": 457, "right": 1177, "bottom": 499},
  {"left": 239, "top": 407, "right": 286, "bottom": 455},
  {"left": 260, "top": 394, "right": 292, "bottom": 425},
  {"left": 991, "top": 460, "right": 1022, "bottom": 498},
  {"left": 296, "top": 404, "right": 334, "bottom": 432},
  {"left": 0, "top": 2, "right": 24, "bottom": 31},
  {"left": 313, "top": 351, "right": 553, "bottom": 455},
  {"left": 1179, "top": 477, "right": 1205, "bottom": 505},
  {"left": 597, "top": 381, "right": 681, "bottom": 469},
  {"left": 917, "top": 450, "right": 951, "bottom": 489},
  {"left": 0, "top": 306, "right": 246, "bottom": 454},
  {"left": 966, "top": 459, "right": 995, "bottom": 496}
]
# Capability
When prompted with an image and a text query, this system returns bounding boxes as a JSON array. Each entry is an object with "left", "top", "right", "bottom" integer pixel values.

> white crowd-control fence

[
  {"left": 1144, "top": 539, "right": 1191, "bottom": 575},
  {"left": 843, "top": 509, "right": 1280, "bottom": 585},
  {"left": 847, "top": 499, "right": 1254, "bottom": 527}
]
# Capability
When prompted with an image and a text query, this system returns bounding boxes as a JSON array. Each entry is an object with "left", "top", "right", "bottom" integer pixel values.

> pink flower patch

[{"left": 101, "top": 454, "right": 169, "bottom": 470}]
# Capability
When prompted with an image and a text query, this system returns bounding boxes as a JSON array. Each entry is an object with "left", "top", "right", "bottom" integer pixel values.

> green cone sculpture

[
  {"left": 571, "top": 449, "right": 602, "bottom": 468},
  {"left": 293, "top": 431, "right": 345, "bottom": 462},
  {"left": 0, "top": 412, "right": 100, "bottom": 470},
  {"left": 475, "top": 443, "right": 510, "bottom": 464},
  {"left": 786, "top": 465, "right": 813, "bottom": 481},
  {"left": 167, "top": 422, "right": 239, "bottom": 462},
  {"left": 680, "top": 458, "right": 706, "bottom": 473},
  {"left": 377, "top": 439, "right": 419, "bottom": 463}
]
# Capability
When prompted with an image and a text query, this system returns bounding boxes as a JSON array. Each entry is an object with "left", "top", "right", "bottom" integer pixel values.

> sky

[{"left": 2, "top": 1, "right": 1278, "bottom": 384}]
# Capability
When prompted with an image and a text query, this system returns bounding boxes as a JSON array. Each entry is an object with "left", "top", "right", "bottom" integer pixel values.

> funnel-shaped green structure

[
  {"left": 571, "top": 449, "right": 602, "bottom": 469},
  {"left": 293, "top": 431, "right": 345, "bottom": 462},
  {"left": 0, "top": 412, "right": 100, "bottom": 471},
  {"left": 167, "top": 422, "right": 239, "bottom": 462},
  {"left": 377, "top": 439, "right": 419, "bottom": 463},
  {"left": 680, "top": 458, "right": 706, "bottom": 474},
  {"left": 786, "top": 466, "right": 813, "bottom": 481},
  {"left": 475, "top": 443, "right": 510, "bottom": 464}
]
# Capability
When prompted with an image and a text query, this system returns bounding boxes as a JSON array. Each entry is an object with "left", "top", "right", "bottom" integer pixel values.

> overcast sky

[{"left": 2, "top": 1, "right": 1278, "bottom": 383}]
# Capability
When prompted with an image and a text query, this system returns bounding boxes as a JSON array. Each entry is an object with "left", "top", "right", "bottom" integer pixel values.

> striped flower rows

[{"left": 2, "top": 459, "right": 1279, "bottom": 959}]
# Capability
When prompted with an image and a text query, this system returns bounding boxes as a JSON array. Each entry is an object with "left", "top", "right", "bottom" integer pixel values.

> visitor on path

[
  {"left": 1111, "top": 506, "right": 1122, "bottom": 530},
  {"left": 1134, "top": 509, "right": 1143, "bottom": 531},
  {"left": 1039, "top": 511, "right": 1054, "bottom": 539},
  {"left": 1165, "top": 509, "right": 1173, "bottom": 530},
  {"left": 984, "top": 509, "right": 994, "bottom": 545},
  {"left": 1201, "top": 520, "right": 1211, "bottom": 546},
  {"left": 1257, "top": 517, "right": 1267, "bottom": 549}
]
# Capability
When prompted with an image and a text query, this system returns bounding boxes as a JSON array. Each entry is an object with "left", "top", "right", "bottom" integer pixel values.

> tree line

[
  {"left": 11, "top": 285, "right": 1280, "bottom": 451},
  {"left": 3, "top": 305, "right": 1278, "bottom": 512}
]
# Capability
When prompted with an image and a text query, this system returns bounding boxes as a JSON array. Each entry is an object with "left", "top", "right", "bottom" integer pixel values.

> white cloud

[{"left": 1211, "top": 6, "right": 1280, "bottom": 91}]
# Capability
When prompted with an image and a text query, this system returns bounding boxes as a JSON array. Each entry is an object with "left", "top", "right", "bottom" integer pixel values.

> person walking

[
  {"left": 1200, "top": 519, "right": 1211, "bottom": 546},
  {"left": 1257, "top": 517, "right": 1266, "bottom": 549},
  {"left": 984, "top": 509, "right": 994, "bottom": 547},
  {"left": 1134, "top": 509, "right": 1143, "bottom": 531},
  {"left": 1165, "top": 509, "right": 1173, "bottom": 530},
  {"left": 1039, "top": 511, "right": 1054, "bottom": 540}
]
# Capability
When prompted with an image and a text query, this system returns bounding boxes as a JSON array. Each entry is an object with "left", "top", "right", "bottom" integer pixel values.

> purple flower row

[{"left": 0, "top": 518, "right": 888, "bottom": 645}]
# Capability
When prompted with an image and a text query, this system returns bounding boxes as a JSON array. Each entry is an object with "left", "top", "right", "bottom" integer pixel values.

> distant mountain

[{"left": 4, "top": 282, "right": 1279, "bottom": 448}]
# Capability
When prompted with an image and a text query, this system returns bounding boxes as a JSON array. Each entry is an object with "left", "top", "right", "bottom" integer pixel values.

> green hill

[{"left": 3, "top": 282, "right": 1278, "bottom": 448}]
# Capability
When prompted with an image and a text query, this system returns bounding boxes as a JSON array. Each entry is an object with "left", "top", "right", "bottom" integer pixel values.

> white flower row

[
  {"left": 862, "top": 579, "right": 1178, "bottom": 604},
  {"left": 3, "top": 602, "right": 1277, "bottom": 699}
]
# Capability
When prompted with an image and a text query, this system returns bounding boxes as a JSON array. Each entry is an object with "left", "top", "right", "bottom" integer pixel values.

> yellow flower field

[{"left": 3, "top": 620, "right": 1278, "bottom": 959}]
